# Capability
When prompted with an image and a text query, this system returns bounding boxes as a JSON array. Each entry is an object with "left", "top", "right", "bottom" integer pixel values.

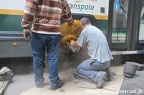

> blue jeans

[
  {"left": 76, "top": 58, "right": 110, "bottom": 83},
  {"left": 31, "top": 32, "right": 60, "bottom": 86}
]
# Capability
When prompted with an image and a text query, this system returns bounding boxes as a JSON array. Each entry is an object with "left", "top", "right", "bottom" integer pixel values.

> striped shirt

[{"left": 21, "top": 0, "right": 73, "bottom": 34}]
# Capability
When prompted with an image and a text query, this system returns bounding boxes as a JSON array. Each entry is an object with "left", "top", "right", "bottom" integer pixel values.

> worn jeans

[
  {"left": 31, "top": 32, "right": 60, "bottom": 86},
  {"left": 76, "top": 58, "right": 110, "bottom": 83}
]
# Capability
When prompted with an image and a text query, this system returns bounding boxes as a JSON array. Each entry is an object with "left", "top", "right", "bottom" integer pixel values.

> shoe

[
  {"left": 35, "top": 82, "right": 44, "bottom": 88},
  {"left": 73, "top": 72, "right": 93, "bottom": 83},
  {"left": 35, "top": 79, "right": 44, "bottom": 88},
  {"left": 104, "top": 68, "right": 116, "bottom": 81},
  {"left": 35, "top": 80, "right": 44, "bottom": 88},
  {"left": 96, "top": 71, "right": 107, "bottom": 88},
  {"left": 50, "top": 80, "right": 64, "bottom": 90},
  {"left": 35, "top": 76, "right": 45, "bottom": 88}
]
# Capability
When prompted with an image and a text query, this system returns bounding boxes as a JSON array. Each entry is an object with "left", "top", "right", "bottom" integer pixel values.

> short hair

[{"left": 80, "top": 17, "right": 91, "bottom": 26}]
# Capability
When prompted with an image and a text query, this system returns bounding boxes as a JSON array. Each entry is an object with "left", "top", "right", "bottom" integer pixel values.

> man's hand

[
  {"left": 69, "top": 45, "right": 80, "bottom": 53},
  {"left": 70, "top": 40, "right": 76, "bottom": 46},
  {"left": 69, "top": 39, "right": 80, "bottom": 52},
  {"left": 23, "top": 30, "right": 31, "bottom": 40}
]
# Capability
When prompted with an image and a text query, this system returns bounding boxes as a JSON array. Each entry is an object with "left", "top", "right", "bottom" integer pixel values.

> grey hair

[{"left": 80, "top": 17, "right": 91, "bottom": 26}]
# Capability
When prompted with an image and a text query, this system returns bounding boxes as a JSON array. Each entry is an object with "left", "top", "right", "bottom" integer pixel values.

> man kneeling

[{"left": 70, "top": 17, "right": 114, "bottom": 88}]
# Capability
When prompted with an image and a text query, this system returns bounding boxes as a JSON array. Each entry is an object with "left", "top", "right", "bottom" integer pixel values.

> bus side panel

[
  {"left": 0, "top": 13, "right": 31, "bottom": 58},
  {"left": 0, "top": 40, "right": 32, "bottom": 58},
  {"left": 0, "top": 15, "right": 22, "bottom": 31}
]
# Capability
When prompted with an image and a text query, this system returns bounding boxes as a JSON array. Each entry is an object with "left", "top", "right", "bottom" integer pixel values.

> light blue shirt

[{"left": 76, "top": 25, "right": 113, "bottom": 63}]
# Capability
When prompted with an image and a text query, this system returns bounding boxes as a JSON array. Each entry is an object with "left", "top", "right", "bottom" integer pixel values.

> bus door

[{"left": 107, "top": 0, "right": 144, "bottom": 52}]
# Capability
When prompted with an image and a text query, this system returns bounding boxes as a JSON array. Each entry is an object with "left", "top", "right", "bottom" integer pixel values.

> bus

[{"left": 0, "top": 0, "right": 144, "bottom": 58}]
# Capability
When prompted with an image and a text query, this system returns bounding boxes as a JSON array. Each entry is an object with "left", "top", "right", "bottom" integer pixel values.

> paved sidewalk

[{"left": 20, "top": 65, "right": 124, "bottom": 95}]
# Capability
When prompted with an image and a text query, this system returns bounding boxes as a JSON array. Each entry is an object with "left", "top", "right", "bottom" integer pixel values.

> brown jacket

[{"left": 21, "top": 0, "right": 73, "bottom": 34}]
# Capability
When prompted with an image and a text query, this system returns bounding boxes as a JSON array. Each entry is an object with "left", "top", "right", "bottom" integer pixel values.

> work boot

[
  {"left": 35, "top": 77, "right": 45, "bottom": 88},
  {"left": 35, "top": 79, "right": 44, "bottom": 88},
  {"left": 73, "top": 71, "right": 94, "bottom": 83},
  {"left": 104, "top": 67, "right": 116, "bottom": 81},
  {"left": 96, "top": 71, "right": 107, "bottom": 88},
  {"left": 34, "top": 71, "right": 45, "bottom": 88},
  {"left": 50, "top": 80, "right": 64, "bottom": 90},
  {"left": 35, "top": 82, "right": 44, "bottom": 88}
]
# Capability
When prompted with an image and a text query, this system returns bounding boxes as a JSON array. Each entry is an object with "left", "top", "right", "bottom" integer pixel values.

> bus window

[
  {"left": 112, "top": 0, "right": 129, "bottom": 43},
  {"left": 138, "top": 6, "right": 144, "bottom": 43}
]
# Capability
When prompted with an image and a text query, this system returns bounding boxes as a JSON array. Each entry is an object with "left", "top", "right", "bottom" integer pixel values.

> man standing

[
  {"left": 70, "top": 17, "right": 113, "bottom": 88},
  {"left": 21, "top": 0, "right": 73, "bottom": 90}
]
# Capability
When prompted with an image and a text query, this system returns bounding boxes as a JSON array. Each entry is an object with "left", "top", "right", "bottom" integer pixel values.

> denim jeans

[
  {"left": 76, "top": 58, "right": 110, "bottom": 83},
  {"left": 31, "top": 32, "right": 60, "bottom": 86}
]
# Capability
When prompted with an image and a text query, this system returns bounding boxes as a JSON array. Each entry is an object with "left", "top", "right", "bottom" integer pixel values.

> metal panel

[{"left": 0, "top": 40, "right": 32, "bottom": 58}]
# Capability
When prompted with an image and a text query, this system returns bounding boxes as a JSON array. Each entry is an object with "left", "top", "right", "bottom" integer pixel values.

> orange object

[{"left": 71, "top": 24, "right": 74, "bottom": 30}]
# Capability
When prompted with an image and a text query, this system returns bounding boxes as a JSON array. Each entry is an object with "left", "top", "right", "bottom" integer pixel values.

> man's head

[{"left": 80, "top": 17, "right": 91, "bottom": 29}]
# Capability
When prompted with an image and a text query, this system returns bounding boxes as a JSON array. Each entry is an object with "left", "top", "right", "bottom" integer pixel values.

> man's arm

[
  {"left": 21, "top": 0, "right": 38, "bottom": 40},
  {"left": 61, "top": 0, "right": 74, "bottom": 25}
]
